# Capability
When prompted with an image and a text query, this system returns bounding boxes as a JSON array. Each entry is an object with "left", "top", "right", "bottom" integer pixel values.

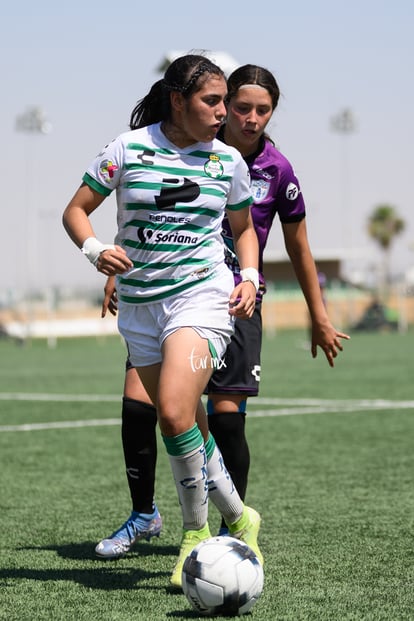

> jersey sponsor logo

[
  {"left": 155, "top": 177, "right": 200, "bottom": 209},
  {"left": 137, "top": 226, "right": 198, "bottom": 245},
  {"left": 149, "top": 213, "right": 191, "bottom": 224},
  {"left": 99, "top": 159, "right": 118, "bottom": 183},
  {"left": 137, "top": 148, "right": 155, "bottom": 166},
  {"left": 204, "top": 153, "right": 224, "bottom": 178},
  {"left": 286, "top": 182, "right": 300, "bottom": 201},
  {"left": 251, "top": 178, "right": 270, "bottom": 202},
  {"left": 155, "top": 231, "right": 198, "bottom": 244},
  {"left": 137, "top": 227, "right": 153, "bottom": 244},
  {"left": 192, "top": 267, "right": 210, "bottom": 280}
]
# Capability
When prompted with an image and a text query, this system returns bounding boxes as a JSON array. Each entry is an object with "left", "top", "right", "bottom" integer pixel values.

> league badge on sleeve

[
  {"left": 286, "top": 182, "right": 300, "bottom": 201},
  {"left": 99, "top": 159, "right": 119, "bottom": 184}
]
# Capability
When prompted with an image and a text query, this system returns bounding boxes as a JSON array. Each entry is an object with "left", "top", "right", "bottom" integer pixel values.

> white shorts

[{"left": 118, "top": 265, "right": 235, "bottom": 367}]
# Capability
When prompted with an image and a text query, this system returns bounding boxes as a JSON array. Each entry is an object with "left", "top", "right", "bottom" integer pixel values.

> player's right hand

[{"left": 96, "top": 245, "right": 132, "bottom": 276}]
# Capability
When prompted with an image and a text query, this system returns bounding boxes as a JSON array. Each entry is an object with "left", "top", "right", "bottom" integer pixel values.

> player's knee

[
  {"left": 122, "top": 397, "right": 157, "bottom": 421},
  {"left": 207, "top": 398, "right": 246, "bottom": 415}
]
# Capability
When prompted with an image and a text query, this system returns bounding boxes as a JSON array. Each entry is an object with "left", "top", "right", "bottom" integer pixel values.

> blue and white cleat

[{"left": 95, "top": 507, "right": 162, "bottom": 559}]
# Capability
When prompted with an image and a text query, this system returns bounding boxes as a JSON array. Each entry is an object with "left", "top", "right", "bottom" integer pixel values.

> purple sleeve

[
  {"left": 222, "top": 141, "right": 307, "bottom": 300},
  {"left": 272, "top": 154, "right": 306, "bottom": 223}
]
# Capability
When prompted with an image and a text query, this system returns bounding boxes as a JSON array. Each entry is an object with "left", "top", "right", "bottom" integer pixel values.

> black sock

[
  {"left": 208, "top": 411, "right": 250, "bottom": 529},
  {"left": 122, "top": 397, "right": 157, "bottom": 514}
]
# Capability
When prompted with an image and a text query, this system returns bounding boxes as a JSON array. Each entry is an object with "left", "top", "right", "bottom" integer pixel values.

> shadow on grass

[
  {"left": 167, "top": 611, "right": 206, "bottom": 619},
  {"left": 0, "top": 564, "right": 170, "bottom": 591},
  {"left": 6, "top": 541, "right": 181, "bottom": 591},
  {"left": 18, "top": 540, "right": 177, "bottom": 561}
]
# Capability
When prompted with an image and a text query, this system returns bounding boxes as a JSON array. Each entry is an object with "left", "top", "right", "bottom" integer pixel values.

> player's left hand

[
  {"left": 311, "top": 322, "right": 350, "bottom": 367},
  {"left": 101, "top": 276, "right": 118, "bottom": 317}
]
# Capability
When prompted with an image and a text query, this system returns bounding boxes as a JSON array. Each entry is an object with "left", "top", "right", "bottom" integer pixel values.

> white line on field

[
  {"left": 0, "top": 393, "right": 412, "bottom": 432},
  {"left": 0, "top": 393, "right": 121, "bottom": 402},
  {"left": 1, "top": 394, "right": 413, "bottom": 407},
  {"left": 0, "top": 419, "right": 121, "bottom": 432}
]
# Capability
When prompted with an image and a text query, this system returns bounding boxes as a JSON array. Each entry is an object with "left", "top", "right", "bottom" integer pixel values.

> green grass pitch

[{"left": 0, "top": 329, "right": 413, "bottom": 620}]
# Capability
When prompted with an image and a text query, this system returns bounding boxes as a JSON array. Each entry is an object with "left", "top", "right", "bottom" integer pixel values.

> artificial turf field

[{"left": 0, "top": 328, "right": 413, "bottom": 620}]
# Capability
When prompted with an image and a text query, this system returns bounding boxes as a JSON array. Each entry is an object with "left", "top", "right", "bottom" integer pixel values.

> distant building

[
  {"left": 262, "top": 245, "right": 375, "bottom": 289},
  {"left": 263, "top": 248, "right": 350, "bottom": 287}
]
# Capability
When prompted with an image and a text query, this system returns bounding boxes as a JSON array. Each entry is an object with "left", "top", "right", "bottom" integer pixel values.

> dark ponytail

[{"left": 129, "top": 80, "right": 169, "bottom": 129}]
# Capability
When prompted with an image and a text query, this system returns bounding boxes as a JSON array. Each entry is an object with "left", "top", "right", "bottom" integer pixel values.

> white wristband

[
  {"left": 240, "top": 267, "right": 259, "bottom": 291},
  {"left": 81, "top": 237, "right": 115, "bottom": 266}
]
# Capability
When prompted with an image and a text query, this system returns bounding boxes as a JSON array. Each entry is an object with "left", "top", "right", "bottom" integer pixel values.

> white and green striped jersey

[{"left": 83, "top": 122, "right": 253, "bottom": 304}]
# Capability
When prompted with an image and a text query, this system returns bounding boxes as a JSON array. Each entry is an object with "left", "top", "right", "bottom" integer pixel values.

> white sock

[
  {"left": 163, "top": 425, "right": 209, "bottom": 531},
  {"left": 206, "top": 434, "right": 243, "bottom": 525}
]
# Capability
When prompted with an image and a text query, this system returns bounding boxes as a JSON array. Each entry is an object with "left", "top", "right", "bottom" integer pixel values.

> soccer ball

[{"left": 182, "top": 536, "right": 264, "bottom": 616}]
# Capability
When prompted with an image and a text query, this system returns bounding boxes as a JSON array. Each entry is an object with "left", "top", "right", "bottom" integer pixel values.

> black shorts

[{"left": 206, "top": 302, "right": 262, "bottom": 397}]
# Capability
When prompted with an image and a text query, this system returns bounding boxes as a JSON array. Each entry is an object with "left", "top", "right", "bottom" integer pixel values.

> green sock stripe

[
  {"left": 162, "top": 423, "right": 203, "bottom": 456},
  {"left": 204, "top": 432, "right": 216, "bottom": 460}
]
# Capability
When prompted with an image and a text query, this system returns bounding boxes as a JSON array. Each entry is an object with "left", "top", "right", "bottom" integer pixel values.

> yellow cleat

[
  {"left": 170, "top": 523, "right": 211, "bottom": 588},
  {"left": 228, "top": 505, "right": 263, "bottom": 565}
]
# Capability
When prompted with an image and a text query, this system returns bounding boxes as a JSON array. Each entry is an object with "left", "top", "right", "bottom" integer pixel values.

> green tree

[{"left": 367, "top": 204, "right": 405, "bottom": 298}]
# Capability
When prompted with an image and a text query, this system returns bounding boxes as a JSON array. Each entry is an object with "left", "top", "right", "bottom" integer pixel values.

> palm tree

[{"left": 367, "top": 204, "right": 405, "bottom": 299}]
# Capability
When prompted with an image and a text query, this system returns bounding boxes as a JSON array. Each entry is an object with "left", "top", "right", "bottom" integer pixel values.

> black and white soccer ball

[{"left": 182, "top": 536, "right": 264, "bottom": 616}]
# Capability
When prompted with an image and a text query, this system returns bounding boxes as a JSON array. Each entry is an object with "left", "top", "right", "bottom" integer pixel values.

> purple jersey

[{"left": 220, "top": 134, "right": 306, "bottom": 300}]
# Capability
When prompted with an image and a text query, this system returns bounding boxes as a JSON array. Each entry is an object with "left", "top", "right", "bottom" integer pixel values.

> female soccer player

[
  {"left": 206, "top": 65, "right": 349, "bottom": 534},
  {"left": 62, "top": 54, "right": 263, "bottom": 587},
  {"left": 93, "top": 62, "right": 349, "bottom": 561}
]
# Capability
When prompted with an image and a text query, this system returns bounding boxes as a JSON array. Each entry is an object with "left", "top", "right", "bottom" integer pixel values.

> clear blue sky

[{"left": 1, "top": 0, "right": 413, "bottom": 296}]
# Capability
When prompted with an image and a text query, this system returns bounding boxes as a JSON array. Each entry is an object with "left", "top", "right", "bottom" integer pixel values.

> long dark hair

[
  {"left": 226, "top": 64, "right": 280, "bottom": 111},
  {"left": 130, "top": 54, "right": 225, "bottom": 130}
]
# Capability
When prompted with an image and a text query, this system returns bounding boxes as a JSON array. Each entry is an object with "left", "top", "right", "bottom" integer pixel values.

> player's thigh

[
  {"left": 158, "top": 328, "right": 213, "bottom": 433},
  {"left": 123, "top": 365, "right": 153, "bottom": 404}
]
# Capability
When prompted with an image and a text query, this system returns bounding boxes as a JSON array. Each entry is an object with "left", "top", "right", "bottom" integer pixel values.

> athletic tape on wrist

[
  {"left": 240, "top": 267, "right": 259, "bottom": 291},
  {"left": 81, "top": 237, "right": 115, "bottom": 266}
]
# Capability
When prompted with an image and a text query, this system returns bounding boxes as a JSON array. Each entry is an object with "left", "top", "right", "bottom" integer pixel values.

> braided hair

[{"left": 130, "top": 54, "right": 225, "bottom": 130}]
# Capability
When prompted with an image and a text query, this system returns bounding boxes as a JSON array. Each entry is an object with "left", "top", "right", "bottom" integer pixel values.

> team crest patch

[
  {"left": 251, "top": 178, "right": 270, "bottom": 202},
  {"left": 99, "top": 159, "right": 118, "bottom": 183},
  {"left": 204, "top": 154, "right": 224, "bottom": 178},
  {"left": 286, "top": 182, "right": 300, "bottom": 201}
]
